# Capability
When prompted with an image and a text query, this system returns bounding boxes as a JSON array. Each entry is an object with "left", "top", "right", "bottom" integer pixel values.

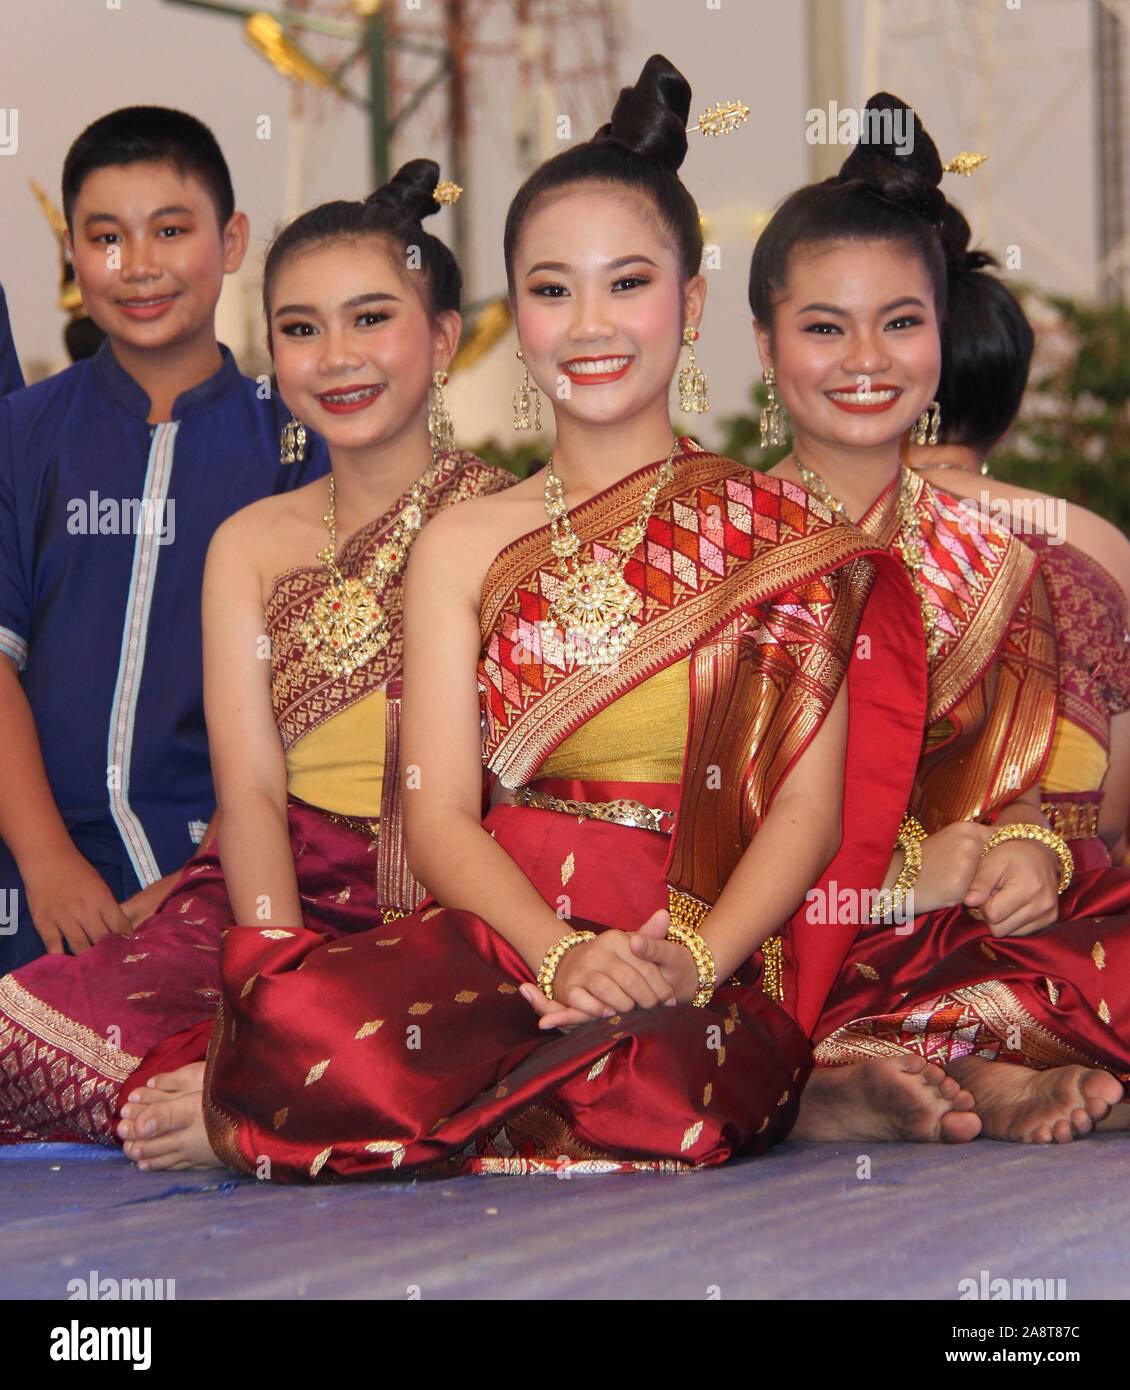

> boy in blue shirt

[{"left": 0, "top": 107, "right": 324, "bottom": 969}]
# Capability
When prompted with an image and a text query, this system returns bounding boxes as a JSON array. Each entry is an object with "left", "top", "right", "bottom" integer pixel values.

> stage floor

[{"left": 2, "top": 1135, "right": 1125, "bottom": 1300}]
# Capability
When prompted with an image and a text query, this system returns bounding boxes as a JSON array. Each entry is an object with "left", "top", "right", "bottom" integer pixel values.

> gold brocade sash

[
  {"left": 477, "top": 450, "right": 889, "bottom": 908},
  {"left": 271, "top": 450, "right": 512, "bottom": 752},
  {"left": 479, "top": 449, "right": 875, "bottom": 793},
  {"left": 858, "top": 472, "right": 1058, "bottom": 826}
]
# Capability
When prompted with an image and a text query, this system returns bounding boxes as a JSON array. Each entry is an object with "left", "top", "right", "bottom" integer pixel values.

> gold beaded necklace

[
  {"left": 795, "top": 457, "right": 944, "bottom": 660},
  {"left": 543, "top": 437, "right": 680, "bottom": 667},
  {"left": 297, "top": 453, "right": 443, "bottom": 679}
]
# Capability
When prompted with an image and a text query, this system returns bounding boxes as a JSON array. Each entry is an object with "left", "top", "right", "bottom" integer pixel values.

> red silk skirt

[
  {"left": 165, "top": 791, "right": 811, "bottom": 1182},
  {"left": 811, "top": 863, "right": 1130, "bottom": 1081}
]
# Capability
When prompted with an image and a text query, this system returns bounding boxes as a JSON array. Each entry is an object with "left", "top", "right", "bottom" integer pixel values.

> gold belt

[
  {"left": 514, "top": 785, "right": 675, "bottom": 835},
  {"left": 1041, "top": 800, "right": 1100, "bottom": 841}
]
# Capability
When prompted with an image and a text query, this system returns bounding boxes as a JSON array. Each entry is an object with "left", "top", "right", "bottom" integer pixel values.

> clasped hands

[
  {"left": 519, "top": 909, "right": 701, "bottom": 1031},
  {"left": 910, "top": 821, "right": 1061, "bottom": 937}
]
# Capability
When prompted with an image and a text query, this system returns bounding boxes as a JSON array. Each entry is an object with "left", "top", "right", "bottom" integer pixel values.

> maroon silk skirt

[
  {"left": 0, "top": 800, "right": 397, "bottom": 1144},
  {"left": 142, "top": 789, "right": 811, "bottom": 1182}
]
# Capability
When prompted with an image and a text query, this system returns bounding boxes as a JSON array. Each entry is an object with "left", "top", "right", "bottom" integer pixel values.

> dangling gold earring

[
  {"left": 512, "top": 348, "right": 542, "bottom": 431},
  {"left": 760, "top": 368, "right": 786, "bottom": 448},
  {"left": 428, "top": 370, "right": 455, "bottom": 454},
  {"left": 677, "top": 325, "right": 709, "bottom": 413},
  {"left": 911, "top": 399, "right": 942, "bottom": 446},
  {"left": 281, "top": 413, "right": 307, "bottom": 465}
]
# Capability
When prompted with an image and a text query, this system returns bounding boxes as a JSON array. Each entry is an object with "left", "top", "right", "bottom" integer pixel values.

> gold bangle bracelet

[
  {"left": 666, "top": 921, "right": 718, "bottom": 1008},
  {"left": 981, "top": 822, "right": 1074, "bottom": 894},
  {"left": 869, "top": 813, "right": 928, "bottom": 922},
  {"left": 535, "top": 930, "right": 597, "bottom": 1002}
]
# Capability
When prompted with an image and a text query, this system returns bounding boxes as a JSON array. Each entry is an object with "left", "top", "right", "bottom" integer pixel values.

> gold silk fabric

[
  {"left": 536, "top": 659, "right": 690, "bottom": 784},
  {"left": 285, "top": 688, "right": 387, "bottom": 817}
]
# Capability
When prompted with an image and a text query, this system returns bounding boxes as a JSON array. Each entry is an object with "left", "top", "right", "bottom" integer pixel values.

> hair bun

[
  {"left": 364, "top": 158, "right": 442, "bottom": 223},
  {"left": 592, "top": 54, "right": 690, "bottom": 174},
  {"left": 837, "top": 92, "right": 946, "bottom": 223},
  {"left": 938, "top": 199, "right": 998, "bottom": 276}
]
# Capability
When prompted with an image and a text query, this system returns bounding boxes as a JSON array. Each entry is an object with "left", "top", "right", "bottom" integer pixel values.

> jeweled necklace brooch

[
  {"left": 299, "top": 454, "right": 442, "bottom": 679},
  {"left": 542, "top": 437, "right": 680, "bottom": 667},
  {"left": 539, "top": 436, "right": 678, "bottom": 669}
]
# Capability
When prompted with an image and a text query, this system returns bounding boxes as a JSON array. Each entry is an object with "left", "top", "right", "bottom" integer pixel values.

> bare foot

[
  {"left": 118, "top": 1062, "right": 206, "bottom": 1142},
  {"left": 949, "top": 1058, "right": 1125, "bottom": 1144},
  {"left": 116, "top": 1063, "right": 222, "bottom": 1170},
  {"left": 795, "top": 1054, "right": 982, "bottom": 1143}
]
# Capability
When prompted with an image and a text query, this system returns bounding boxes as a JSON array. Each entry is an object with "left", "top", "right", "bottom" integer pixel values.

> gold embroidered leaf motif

[
  {"left": 192, "top": 943, "right": 219, "bottom": 952},
  {"left": 495, "top": 1084, "right": 509, "bottom": 1099},
  {"left": 273, "top": 1107, "right": 289, "bottom": 1130},
  {"left": 723, "top": 1018, "right": 735, "bottom": 1035},
  {"left": 240, "top": 973, "right": 258, "bottom": 999},
  {"left": 334, "top": 886, "right": 351, "bottom": 904},
  {"left": 497, "top": 982, "right": 518, "bottom": 994},
  {"left": 980, "top": 942, "right": 998, "bottom": 961},
  {"left": 122, "top": 953, "right": 151, "bottom": 963},
  {"left": 756, "top": 1116, "right": 769, "bottom": 1135},
  {"left": 305, "top": 1058, "right": 332, "bottom": 1086},
  {"left": 408, "top": 1002, "right": 432, "bottom": 1015},
  {"left": 680, "top": 1121, "right": 703, "bottom": 1152},
  {"left": 126, "top": 991, "right": 156, "bottom": 1000},
  {"left": 364, "top": 1140, "right": 405, "bottom": 1169},
  {"left": 561, "top": 852, "right": 575, "bottom": 886},
  {"left": 853, "top": 963, "right": 879, "bottom": 980},
  {"left": 422, "top": 906, "right": 443, "bottom": 922},
  {"left": 454, "top": 990, "right": 478, "bottom": 1004},
  {"left": 777, "top": 1090, "right": 790, "bottom": 1106},
  {"left": 354, "top": 1019, "right": 384, "bottom": 1040},
  {"left": 309, "top": 1147, "right": 332, "bottom": 1178},
  {"left": 1092, "top": 941, "right": 1106, "bottom": 971},
  {"left": 1098, "top": 999, "right": 1111, "bottom": 1024},
  {"left": 327, "top": 946, "right": 352, "bottom": 954},
  {"left": 1045, "top": 977, "right": 1060, "bottom": 1006},
  {"left": 373, "top": 938, "right": 401, "bottom": 947},
  {"left": 178, "top": 898, "right": 196, "bottom": 914},
  {"left": 260, "top": 929, "right": 295, "bottom": 940},
  {"left": 703, "top": 1083, "right": 713, "bottom": 1106},
  {"left": 587, "top": 1053, "right": 611, "bottom": 1082},
  {"left": 716, "top": 1045, "right": 727, "bottom": 1067}
]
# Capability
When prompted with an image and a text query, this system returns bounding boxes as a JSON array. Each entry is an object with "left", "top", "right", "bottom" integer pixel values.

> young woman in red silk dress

[
  {"left": 747, "top": 92, "right": 1130, "bottom": 1144},
  {"left": 0, "top": 161, "right": 512, "bottom": 1146},
  {"left": 119, "top": 56, "right": 975, "bottom": 1180},
  {"left": 907, "top": 199, "right": 1130, "bottom": 869}
]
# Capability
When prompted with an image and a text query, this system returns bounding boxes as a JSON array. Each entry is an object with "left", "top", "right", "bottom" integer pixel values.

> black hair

[
  {"left": 62, "top": 106, "right": 235, "bottom": 230},
  {"left": 935, "top": 201, "right": 1034, "bottom": 451},
  {"left": 748, "top": 92, "right": 948, "bottom": 325},
  {"left": 503, "top": 54, "right": 704, "bottom": 293},
  {"left": 261, "top": 158, "right": 461, "bottom": 336}
]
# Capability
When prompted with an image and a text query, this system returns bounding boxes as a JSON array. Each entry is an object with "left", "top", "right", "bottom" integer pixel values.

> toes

[
  {"left": 1070, "top": 1106, "right": 1093, "bottom": 1136},
  {"left": 920, "top": 1062, "right": 946, "bottom": 1088},
  {"left": 900, "top": 1054, "right": 928, "bottom": 1076},
  {"left": 1051, "top": 1117, "right": 1074, "bottom": 1144},
  {"left": 133, "top": 1099, "right": 187, "bottom": 1140},
  {"left": 1081, "top": 1070, "right": 1124, "bottom": 1107},
  {"left": 940, "top": 1110, "right": 982, "bottom": 1144},
  {"left": 1028, "top": 1123, "right": 1053, "bottom": 1144},
  {"left": 951, "top": 1087, "right": 977, "bottom": 1112},
  {"left": 131, "top": 1132, "right": 195, "bottom": 1162},
  {"left": 939, "top": 1076, "right": 960, "bottom": 1100}
]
